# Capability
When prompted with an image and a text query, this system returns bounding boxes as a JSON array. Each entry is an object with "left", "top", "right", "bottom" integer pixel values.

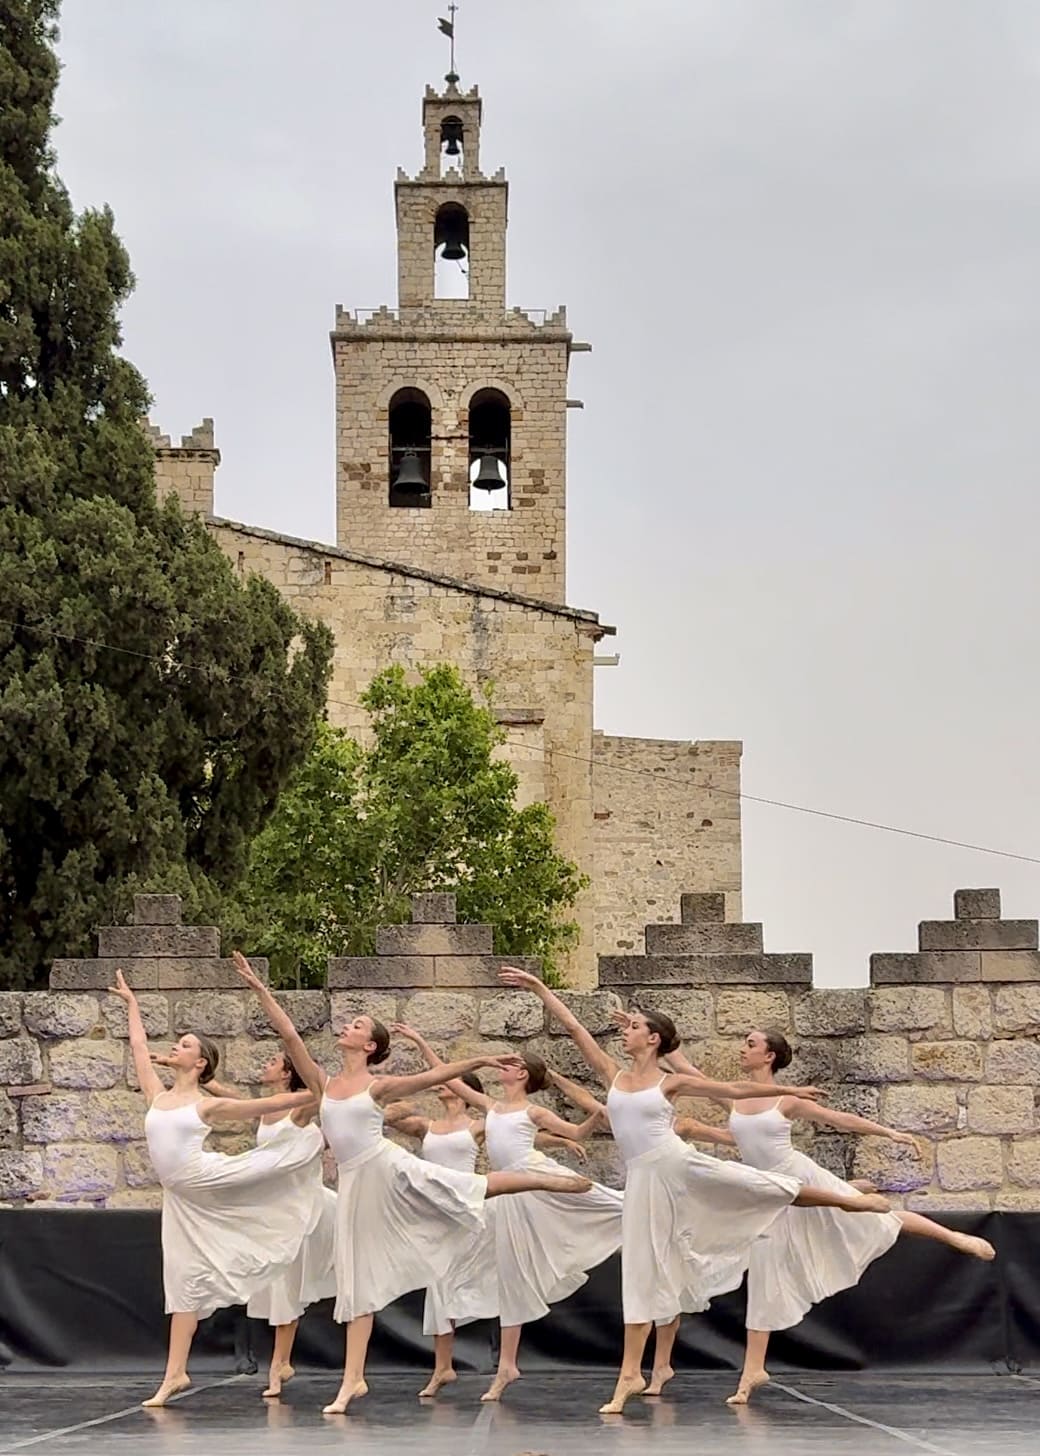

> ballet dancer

[
  {"left": 231, "top": 954, "right": 593, "bottom": 1415},
  {"left": 110, "top": 971, "right": 320, "bottom": 1409},
  {"left": 678, "top": 1027, "right": 997, "bottom": 1405},
  {"left": 393, "top": 1021, "right": 623, "bottom": 1404},
  {"left": 498, "top": 967, "right": 893, "bottom": 1414}
]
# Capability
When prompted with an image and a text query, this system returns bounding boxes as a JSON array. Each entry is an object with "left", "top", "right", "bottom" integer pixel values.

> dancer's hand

[
  {"left": 498, "top": 966, "right": 542, "bottom": 992},
  {"left": 482, "top": 1054, "right": 528, "bottom": 1074},
  {"left": 890, "top": 1130, "right": 921, "bottom": 1153},
  {"left": 107, "top": 968, "right": 135, "bottom": 1003},
  {"left": 231, "top": 950, "right": 265, "bottom": 992},
  {"left": 392, "top": 1022, "right": 425, "bottom": 1045},
  {"left": 609, "top": 1009, "right": 634, "bottom": 1031},
  {"left": 790, "top": 1085, "right": 826, "bottom": 1101},
  {"left": 149, "top": 1051, "right": 176, "bottom": 1068}
]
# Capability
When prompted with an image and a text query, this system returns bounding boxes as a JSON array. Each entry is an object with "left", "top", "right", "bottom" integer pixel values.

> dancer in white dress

[
  {"left": 231, "top": 953, "right": 592, "bottom": 1415},
  {"left": 109, "top": 971, "right": 319, "bottom": 1409},
  {"left": 700, "top": 1029, "right": 997, "bottom": 1405},
  {"left": 393, "top": 1022, "right": 623, "bottom": 1404},
  {"left": 498, "top": 967, "right": 894, "bottom": 1414}
]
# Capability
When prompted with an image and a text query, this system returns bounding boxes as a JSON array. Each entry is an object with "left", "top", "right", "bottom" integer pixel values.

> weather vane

[{"left": 438, "top": 4, "right": 459, "bottom": 85}]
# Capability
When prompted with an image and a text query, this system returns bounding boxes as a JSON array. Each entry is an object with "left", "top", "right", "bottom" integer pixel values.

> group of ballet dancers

[{"left": 109, "top": 954, "right": 996, "bottom": 1415}]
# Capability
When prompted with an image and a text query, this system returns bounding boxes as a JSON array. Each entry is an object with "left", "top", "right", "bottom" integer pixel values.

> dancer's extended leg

[
  {"left": 323, "top": 1315, "right": 373, "bottom": 1414},
  {"left": 896, "top": 1210, "right": 995, "bottom": 1260},
  {"left": 143, "top": 1313, "right": 197, "bottom": 1407},
  {"left": 487, "top": 1169, "right": 592, "bottom": 1197},
  {"left": 795, "top": 1186, "right": 891, "bottom": 1214}
]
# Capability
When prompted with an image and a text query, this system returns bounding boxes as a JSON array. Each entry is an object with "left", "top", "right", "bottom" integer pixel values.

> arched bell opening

[
  {"left": 439, "top": 115, "right": 465, "bottom": 176},
  {"left": 434, "top": 202, "right": 470, "bottom": 300},
  {"left": 388, "top": 388, "right": 432, "bottom": 508},
  {"left": 468, "top": 388, "right": 510, "bottom": 512}
]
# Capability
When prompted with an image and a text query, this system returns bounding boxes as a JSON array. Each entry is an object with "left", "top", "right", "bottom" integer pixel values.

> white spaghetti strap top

[
  {"left": 605, "top": 1074, "right": 675, "bottom": 1164},
  {"left": 320, "top": 1086, "right": 385, "bottom": 1165},
  {"left": 727, "top": 1101, "right": 793, "bottom": 1171},
  {"left": 483, "top": 1106, "right": 537, "bottom": 1171},
  {"left": 421, "top": 1127, "right": 479, "bottom": 1174}
]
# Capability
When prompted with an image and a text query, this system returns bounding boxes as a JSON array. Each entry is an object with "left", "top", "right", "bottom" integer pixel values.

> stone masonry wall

[{"left": 2, "top": 888, "right": 1039, "bottom": 1212}]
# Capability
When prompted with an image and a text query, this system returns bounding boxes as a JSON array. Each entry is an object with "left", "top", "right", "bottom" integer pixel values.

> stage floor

[{"left": 0, "top": 1371, "right": 1036, "bottom": 1456}]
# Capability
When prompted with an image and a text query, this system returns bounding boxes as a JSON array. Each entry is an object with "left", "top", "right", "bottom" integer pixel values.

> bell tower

[{"left": 331, "top": 77, "right": 579, "bottom": 604}]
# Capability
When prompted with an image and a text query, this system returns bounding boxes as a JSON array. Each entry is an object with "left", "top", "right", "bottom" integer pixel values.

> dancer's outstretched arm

[
  {"left": 675, "top": 1116, "right": 736, "bottom": 1147},
  {"left": 781, "top": 1097, "right": 919, "bottom": 1150},
  {"left": 665, "top": 1073, "right": 824, "bottom": 1103},
  {"left": 498, "top": 967, "right": 620, "bottom": 1089},
  {"left": 536, "top": 1134, "right": 588, "bottom": 1161},
  {"left": 198, "top": 1089, "right": 315, "bottom": 1125},
  {"left": 231, "top": 951, "right": 326, "bottom": 1098},
  {"left": 392, "top": 1023, "right": 495, "bottom": 1111},
  {"left": 546, "top": 1067, "right": 610, "bottom": 1122},
  {"left": 383, "top": 1100, "right": 431, "bottom": 1139},
  {"left": 109, "top": 971, "right": 166, "bottom": 1103},
  {"left": 371, "top": 1054, "right": 527, "bottom": 1105},
  {"left": 527, "top": 1103, "right": 603, "bottom": 1142}
]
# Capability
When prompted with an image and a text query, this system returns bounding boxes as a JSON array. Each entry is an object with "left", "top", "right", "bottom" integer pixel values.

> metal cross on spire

[{"left": 438, "top": 4, "right": 459, "bottom": 85}]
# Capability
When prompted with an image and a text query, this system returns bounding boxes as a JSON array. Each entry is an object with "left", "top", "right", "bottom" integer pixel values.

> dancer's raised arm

[
  {"left": 664, "top": 1072, "right": 824, "bottom": 1103},
  {"left": 198, "top": 1089, "right": 315, "bottom": 1126},
  {"left": 498, "top": 967, "right": 620, "bottom": 1089},
  {"left": 232, "top": 950, "right": 326, "bottom": 1098},
  {"left": 371, "top": 1052, "right": 527, "bottom": 1105},
  {"left": 675, "top": 1116, "right": 736, "bottom": 1148},
  {"left": 547, "top": 1067, "right": 610, "bottom": 1124},
  {"left": 392, "top": 1023, "right": 495, "bottom": 1111},
  {"left": 109, "top": 970, "right": 165, "bottom": 1104},
  {"left": 779, "top": 1097, "right": 919, "bottom": 1150}
]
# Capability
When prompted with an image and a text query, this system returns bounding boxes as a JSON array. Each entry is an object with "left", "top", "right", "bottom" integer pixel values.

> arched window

[
  {"left": 468, "top": 388, "right": 510, "bottom": 512},
  {"left": 388, "top": 388, "right": 432, "bottom": 508},
  {"left": 440, "top": 115, "right": 465, "bottom": 175},
  {"left": 434, "top": 202, "right": 470, "bottom": 300}
]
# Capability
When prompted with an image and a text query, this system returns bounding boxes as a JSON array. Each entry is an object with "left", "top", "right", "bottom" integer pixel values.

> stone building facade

[
  {"left": 147, "top": 77, "right": 735, "bottom": 986},
  {"left": 2, "top": 888, "right": 1038, "bottom": 1211}
]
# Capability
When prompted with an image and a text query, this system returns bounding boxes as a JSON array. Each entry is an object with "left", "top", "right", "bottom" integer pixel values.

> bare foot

[
  {"left": 322, "top": 1379, "right": 368, "bottom": 1415},
  {"left": 952, "top": 1232, "right": 996, "bottom": 1262},
  {"left": 726, "top": 1371, "right": 770, "bottom": 1406},
  {"left": 536, "top": 1173, "right": 593, "bottom": 1194},
  {"left": 142, "top": 1374, "right": 191, "bottom": 1408},
  {"left": 850, "top": 1179, "right": 878, "bottom": 1194},
  {"left": 419, "top": 1368, "right": 457, "bottom": 1398},
  {"left": 599, "top": 1373, "right": 646, "bottom": 1414},
  {"left": 263, "top": 1363, "right": 295, "bottom": 1399},
  {"left": 481, "top": 1367, "right": 520, "bottom": 1402},
  {"left": 645, "top": 1364, "right": 674, "bottom": 1396}
]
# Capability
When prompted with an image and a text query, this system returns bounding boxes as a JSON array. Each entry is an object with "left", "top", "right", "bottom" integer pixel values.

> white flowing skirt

[
  {"left": 246, "top": 1125, "right": 338, "bottom": 1326},
  {"left": 160, "top": 1130, "right": 323, "bottom": 1318},
  {"left": 745, "top": 1147, "right": 901, "bottom": 1331},
  {"left": 492, "top": 1149, "right": 623, "bottom": 1328},
  {"left": 422, "top": 1200, "right": 499, "bottom": 1337},
  {"left": 332, "top": 1137, "right": 487, "bottom": 1323},
  {"left": 621, "top": 1133, "right": 800, "bottom": 1325}
]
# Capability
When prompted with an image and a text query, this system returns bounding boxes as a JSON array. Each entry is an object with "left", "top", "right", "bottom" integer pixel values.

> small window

[
  {"left": 468, "top": 388, "right": 510, "bottom": 512},
  {"left": 388, "top": 388, "right": 432, "bottom": 508},
  {"left": 434, "top": 202, "right": 469, "bottom": 300}
]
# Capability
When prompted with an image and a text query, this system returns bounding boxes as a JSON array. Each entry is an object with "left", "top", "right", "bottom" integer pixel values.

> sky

[{"left": 52, "top": 1, "right": 1040, "bottom": 986}]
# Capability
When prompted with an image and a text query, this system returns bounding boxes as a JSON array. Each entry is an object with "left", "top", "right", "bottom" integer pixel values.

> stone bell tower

[{"left": 331, "top": 79, "right": 580, "bottom": 604}]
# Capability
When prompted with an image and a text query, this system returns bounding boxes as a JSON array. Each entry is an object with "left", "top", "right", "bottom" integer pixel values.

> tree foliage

[
  {"left": 0, "top": 2, "right": 333, "bottom": 986},
  {"left": 231, "top": 666, "right": 587, "bottom": 986}
]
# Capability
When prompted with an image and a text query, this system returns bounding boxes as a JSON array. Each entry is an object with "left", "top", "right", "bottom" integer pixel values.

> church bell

[
  {"left": 392, "top": 451, "right": 427, "bottom": 493},
  {"left": 471, "top": 454, "right": 506, "bottom": 491}
]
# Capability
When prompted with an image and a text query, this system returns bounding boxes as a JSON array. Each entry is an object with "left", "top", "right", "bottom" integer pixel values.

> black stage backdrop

[{"left": 0, "top": 1210, "right": 1034, "bottom": 1373}]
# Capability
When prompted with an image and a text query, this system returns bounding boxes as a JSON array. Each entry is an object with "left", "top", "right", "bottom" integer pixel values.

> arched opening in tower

[
  {"left": 439, "top": 115, "right": 465, "bottom": 177},
  {"left": 388, "top": 388, "right": 432, "bottom": 508},
  {"left": 434, "top": 202, "right": 470, "bottom": 301},
  {"left": 468, "top": 388, "right": 510, "bottom": 512}
]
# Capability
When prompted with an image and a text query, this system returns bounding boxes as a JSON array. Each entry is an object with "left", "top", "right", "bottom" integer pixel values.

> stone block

[
  {"left": 715, "top": 989, "right": 791, "bottom": 1036},
  {"left": 244, "top": 990, "right": 328, "bottom": 1039},
  {"left": 376, "top": 923, "right": 493, "bottom": 957},
  {"left": 851, "top": 1135, "right": 933, "bottom": 1192},
  {"left": 123, "top": 1141, "right": 159, "bottom": 1188},
  {"left": 994, "top": 1189, "right": 1040, "bottom": 1212},
  {"left": 680, "top": 893, "right": 725, "bottom": 923},
  {"left": 936, "top": 1137, "right": 1003, "bottom": 1191},
  {"left": 133, "top": 895, "right": 183, "bottom": 925},
  {"left": 97, "top": 925, "right": 222, "bottom": 958},
  {"left": 0, "top": 1150, "right": 44, "bottom": 1200},
  {"left": 810, "top": 1134, "right": 851, "bottom": 1181},
  {"left": 786, "top": 1038, "right": 839, "bottom": 1086},
  {"left": 330, "top": 992, "right": 397, "bottom": 1033},
  {"left": 22, "top": 993, "right": 101, "bottom": 1038},
  {"left": 908, "top": 1190, "right": 994, "bottom": 1212},
  {"left": 108, "top": 1188, "right": 162, "bottom": 1209},
  {"left": 223, "top": 1037, "right": 280, "bottom": 1085},
  {"left": 434, "top": 956, "right": 541, "bottom": 987},
  {"left": 954, "top": 889, "right": 1001, "bottom": 920},
  {"left": 0, "top": 1089, "right": 15, "bottom": 1149},
  {"left": 0, "top": 993, "right": 23, "bottom": 1037},
  {"left": 839, "top": 1035, "right": 910, "bottom": 1083},
  {"left": 966, "top": 1086, "right": 1035, "bottom": 1135},
  {"left": 644, "top": 923, "right": 763, "bottom": 955},
  {"left": 51, "top": 959, "right": 159, "bottom": 991},
  {"left": 992, "top": 985, "right": 1040, "bottom": 1033},
  {"left": 42, "top": 1142, "right": 119, "bottom": 1197},
  {"left": 21, "top": 1091, "right": 91, "bottom": 1143},
  {"left": 410, "top": 892, "right": 457, "bottom": 923},
  {"left": 613, "top": 989, "right": 712, "bottom": 1041},
  {"left": 599, "top": 954, "right": 812, "bottom": 987},
  {"left": 478, "top": 991, "right": 545, "bottom": 1038},
  {"left": 49, "top": 1038, "right": 124, "bottom": 1089},
  {"left": 1006, "top": 1139, "right": 1040, "bottom": 1188},
  {"left": 869, "top": 952, "right": 980, "bottom": 984},
  {"left": 919, "top": 920, "right": 1037, "bottom": 952},
  {"left": 981, "top": 952, "right": 1040, "bottom": 983},
  {"left": 952, "top": 987, "right": 992, "bottom": 1040},
  {"left": 327, "top": 956, "right": 434, "bottom": 989},
  {"left": 397, "top": 992, "right": 477, "bottom": 1039},
  {"left": 157, "top": 957, "right": 269, "bottom": 990},
  {"left": 870, "top": 987, "right": 951, "bottom": 1034},
  {"left": 100, "top": 993, "right": 170, "bottom": 1039},
  {"left": 985, "top": 1040, "right": 1040, "bottom": 1084},
  {"left": 881, "top": 1085, "right": 959, "bottom": 1133},
  {"left": 0, "top": 1036, "right": 44, "bottom": 1086},
  {"left": 827, "top": 1085, "right": 881, "bottom": 1120},
  {"left": 172, "top": 993, "right": 246, "bottom": 1038},
  {"left": 910, "top": 1042, "right": 983, "bottom": 1082},
  {"left": 793, "top": 991, "right": 868, "bottom": 1038}
]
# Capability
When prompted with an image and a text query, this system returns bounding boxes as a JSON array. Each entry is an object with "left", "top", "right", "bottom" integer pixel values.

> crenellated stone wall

[{"left": 2, "top": 888, "right": 1038, "bottom": 1212}]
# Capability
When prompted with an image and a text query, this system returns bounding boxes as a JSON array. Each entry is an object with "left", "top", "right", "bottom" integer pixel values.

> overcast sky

[{"left": 53, "top": 1, "right": 1040, "bottom": 986}]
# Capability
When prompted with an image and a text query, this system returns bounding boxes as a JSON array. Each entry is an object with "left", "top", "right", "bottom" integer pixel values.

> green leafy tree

[
  {"left": 0, "top": 2, "right": 333, "bottom": 986},
  {"left": 232, "top": 666, "right": 587, "bottom": 986}
]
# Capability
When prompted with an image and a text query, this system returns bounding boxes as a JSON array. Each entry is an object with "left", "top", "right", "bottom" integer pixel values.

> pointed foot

[
  {"left": 142, "top": 1375, "right": 191, "bottom": 1409},
  {"left": 419, "top": 1368, "right": 457, "bottom": 1398},
  {"left": 481, "top": 1367, "right": 520, "bottom": 1402},
  {"left": 599, "top": 1374, "right": 646, "bottom": 1414},
  {"left": 726, "top": 1372, "right": 770, "bottom": 1406},
  {"left": 322, "top": 1379, "right": 368, "bottom": 1415},
  {"left": 645, "top": 1363, "right": 674, "bottom": 1396}
]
